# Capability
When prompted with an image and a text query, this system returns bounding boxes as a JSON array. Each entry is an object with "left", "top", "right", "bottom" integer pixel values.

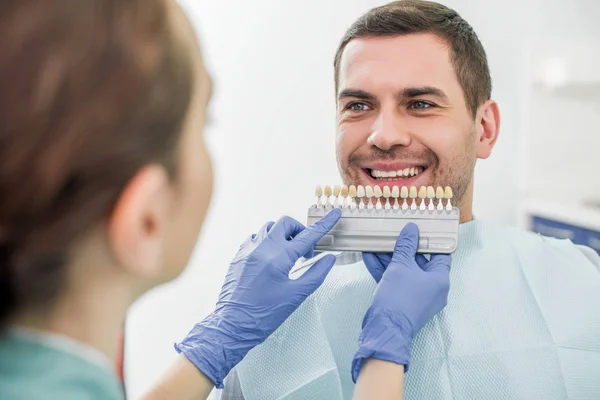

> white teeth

[{"left": 370, "top": 167, "right": 424, "bottom": 180}]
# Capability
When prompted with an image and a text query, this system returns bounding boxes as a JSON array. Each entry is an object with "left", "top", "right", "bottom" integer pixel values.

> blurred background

[{"left": 124, "top": 0, "right": 600, "bottom": 398}]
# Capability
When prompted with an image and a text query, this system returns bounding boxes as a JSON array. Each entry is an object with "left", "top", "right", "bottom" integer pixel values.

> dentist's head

[{"left": 0, "top": 0, "right": 214, "bottom": 334}]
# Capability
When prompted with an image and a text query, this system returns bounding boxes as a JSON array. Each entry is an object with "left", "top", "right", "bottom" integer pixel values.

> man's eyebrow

[
  {"left": 401, "top": 86, "right": 449, "bottom": 102},
  {"left": 337, "top": 89, "right": 376, "bottom": 102}
]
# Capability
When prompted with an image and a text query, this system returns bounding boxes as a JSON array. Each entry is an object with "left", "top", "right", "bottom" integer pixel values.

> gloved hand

[
  {"left": 352, "top": 223, "right": 451, "bottom": 382},
  {"left": 175, "top": 208, "right": 342, "bottom": 388}
]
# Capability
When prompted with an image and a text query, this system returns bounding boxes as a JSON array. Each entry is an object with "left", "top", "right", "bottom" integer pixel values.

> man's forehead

[{"left": 337, "top": 33, "right": 456, "bottom": 93}]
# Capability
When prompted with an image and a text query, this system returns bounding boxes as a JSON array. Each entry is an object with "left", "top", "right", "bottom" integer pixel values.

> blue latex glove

[
  {"left": 352, "top": 223, "right": 452, "bottom": 382},
  {"left": 175, "top": 208, "right": 342, "bottom": 388}
]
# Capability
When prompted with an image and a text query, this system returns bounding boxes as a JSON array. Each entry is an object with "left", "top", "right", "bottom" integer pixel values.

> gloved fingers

[
  {"left": 415, "top": 254, "right": 429, "bottom": 270},
  {"left": 362, "top": 252, "right": 386, "bottom": 283},
  {"left": 303, "top": 249, "right": 315, "bottom": 259},
  {"left": 375, "top": 253, "right": 392, "bottom": 266},
  {"left": 286, "top": 208, "right": 342, "bottom": 260},
  {"left": 422, "top": 254, "right": 452, "bottom": 273},
  {"left": 253, "top": 221, "right": 276, "bottom": 241},
  {"left": 268, "top": 216, "right": 306, "bottom": 241},
  {"left": 391, "top": 222, "right": 419, "bottom": 264},
  {"left": 294, "top": 254, "right": 336, "bottom": 294}
]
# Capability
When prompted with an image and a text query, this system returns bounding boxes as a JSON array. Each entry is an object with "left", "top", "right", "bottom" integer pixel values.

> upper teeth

[{"left": 370, "top": 167, "right": 423, "bottom": 178}]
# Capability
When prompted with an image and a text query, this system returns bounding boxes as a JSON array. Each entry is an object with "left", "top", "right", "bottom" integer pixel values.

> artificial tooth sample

[
  {"left": 401, "top": 186, "right": 409, "bottom": 210},
  {"left": 356, "top": 185, "right": 366, "bottom": 209},
  {"left": 333, "top": 185, "right": 341, "bottom": 207},
  {"left": 315, "top": 185, "right": 323, "bottom": 208},
  {"left": 365, "top": 185, "right": 374, "bottom": 209},
  {"left": 436, "top": 186, "right": 445, "bottom": 210},
  {"left": 383, "top": 186, "right": 391, "bottom": 209},
  {"left": 445, "top": 186, "right": 453, "bottom": 210},
  {"left": 340, "top": 185, "right": 349, "bottom": 208},
  {"left": 373, "top": 185, "right": 383, "bottom": 209},
  {"left": 418, "top": 186, "right": 427, "bottom": 210},
  {"left": 324, "top": 185, "right": 332, "bottom": 207},
  {"left": 427, "top": 186, "right": 436, "bottom": 210},
  {"left": 391, "top": 186, "right": 400, "bottom": 209},
  {"left": 348, "top": 185, "right": 357, "bottom": 208},
  {"left": 409, "top": 186, "right": 418, "bottom": 210}
]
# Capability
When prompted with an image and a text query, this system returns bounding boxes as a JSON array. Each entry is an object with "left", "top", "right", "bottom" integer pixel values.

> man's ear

[
  {"left": 106, "top": 165, "right": 172, "bottom": 278},
  {"left": 475, "top": 100, "right": 500, "bottom": 159}
]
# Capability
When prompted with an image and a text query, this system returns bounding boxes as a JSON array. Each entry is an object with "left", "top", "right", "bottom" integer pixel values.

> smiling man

[
  {"left": 216, "top": 1, "right": 600, "bottom": 399},
  {"left": 334, "top": 7, "right": 498, "bottom": 223}
]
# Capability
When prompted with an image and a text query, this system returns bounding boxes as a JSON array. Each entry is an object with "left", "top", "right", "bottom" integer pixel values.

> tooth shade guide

[
  {"left": 383, "top": 186, "right": 391, "bottom": 210},
  {"left": 310, "top": 184, "right": 456, "bottom": 212},
  {"left": 445, "top": 186, "right": 453, "bottom": 210},
  {"left": 348, "top": 185, "right": 357, "bottom": 209},
  {"left": 348, "top": 185, "right": 357, "bottom": 197},
  {"left": 315, "top": 185, "right": 323, "bottom": 208},
  {"left": 409, "top": 186, "right": 417, "bottom": 210},
  {"left": 426, "top": 186, "right": 435, "bottom": 210},
  {"left": 356, "top": 185, "right": 365, "bottom": 209},
  {"left": 373, "top": 186, "right": 382, "bottom": 208},
  {"left": 418, "top": 186, "right": 427, "bottom": 210},
  {"left": 373, "top": 185, "right": 383, "bottom": 198}
]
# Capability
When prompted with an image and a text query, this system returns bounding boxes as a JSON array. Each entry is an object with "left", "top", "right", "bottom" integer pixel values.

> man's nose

[{"left": 367, "top": 109, "right": 411, "bottom": 151}]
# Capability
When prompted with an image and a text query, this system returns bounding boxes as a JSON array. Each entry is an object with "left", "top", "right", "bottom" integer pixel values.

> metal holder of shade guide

[{"left": 307, "top": 184, "right": 459, "bottom": 254}]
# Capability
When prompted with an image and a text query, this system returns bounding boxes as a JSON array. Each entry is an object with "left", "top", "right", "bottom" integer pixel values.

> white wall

[
  {"left": 522, "top": 0, "right": 600, "bottom": 207},
  {"left": 124, "top": 1, "right": 595, "bottom": 398}
]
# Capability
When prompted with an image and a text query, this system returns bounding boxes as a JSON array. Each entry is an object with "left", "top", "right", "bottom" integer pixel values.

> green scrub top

[{"left": 0, "top": 327, "right": 124, "bottom": 400}]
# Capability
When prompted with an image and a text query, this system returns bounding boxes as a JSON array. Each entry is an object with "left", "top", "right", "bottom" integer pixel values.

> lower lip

[{"left": 362, "top": 168, "right": 428, "bottom": 187}]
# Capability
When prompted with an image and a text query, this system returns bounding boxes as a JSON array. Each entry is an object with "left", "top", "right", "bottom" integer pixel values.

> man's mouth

[{"left": 365, "top": 166, "right": 426, "bottom": 181}]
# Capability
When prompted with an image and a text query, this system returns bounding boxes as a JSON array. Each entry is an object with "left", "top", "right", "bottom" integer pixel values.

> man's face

[{"left": 336, "top": 33, "right": 481, "bottom": 208}]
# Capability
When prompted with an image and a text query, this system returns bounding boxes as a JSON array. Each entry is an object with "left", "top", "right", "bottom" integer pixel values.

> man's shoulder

[{"left": 475, "top": 219, "right": 600, "bottom": 271}]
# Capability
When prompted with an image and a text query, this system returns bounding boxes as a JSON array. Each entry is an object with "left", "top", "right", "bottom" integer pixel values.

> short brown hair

[
  {"left": 0, "top": 0, "right": 194, "bottom": 324},
  {"left": 333, "top": 0, "right": 491, "bottom": 117}
]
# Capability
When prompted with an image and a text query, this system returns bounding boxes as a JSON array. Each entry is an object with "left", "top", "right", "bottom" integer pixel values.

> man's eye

[
  {"left": 347, "top": 102, "right": 371, "bottom": 112},
  {"left": 409, "top": 101, "right": 433, "bottom": 110}
]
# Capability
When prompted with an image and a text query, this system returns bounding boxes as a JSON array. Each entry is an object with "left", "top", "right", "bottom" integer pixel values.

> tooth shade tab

[
  {"left": 348, "top": 185, "right": 357, "bottom": 198},
  {"left": 391, "top": 186, "right": 400, "bottom": 198},
  {"left": 444, "top": 186, "right": 453, "bottom": 198},
  {"left": 401, "top": 186, "right": 409, "bottom": 198},
  {"left": 315, "top": 185, "right": 323, "bottom": 197},
  {"left": 436, "top": 186, "right": 444, "bottom": 199},
  {"left": 445, "top": 186, "right": 453, "bottom": 211},
  {"left": 374, "top": 186, "right": 383, "bottom": 198},
  {"left": 418, "top": 186, "right": 427, "bottom": 199},
  {"left": 341, "top": 185, "right": 349, "bottom": 197},
  {"left": 356, "top": 185, "right": 365, "bottom": 198},
  {"left": 324, "top": 185, "right": 332, "bottom": 197},
  {"left": 409, "top": 186, "right": 417, "bottom": 198},
  {"left": 383, "top": 186, "right": 391, "bottom": 198},
  {"left": 333, "top": 185, "right": 341, "bottom": 197},
  {"left": 427, "top": 186, "right": 435, "bottom": 198},
  {"left": 365, "top": 186, "right": 374, "bottom": 198}
]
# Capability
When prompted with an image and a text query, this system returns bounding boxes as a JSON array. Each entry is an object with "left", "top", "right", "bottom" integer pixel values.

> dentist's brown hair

[{"left": 0, "top": 0, "right": 194, "bottom": 325}]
